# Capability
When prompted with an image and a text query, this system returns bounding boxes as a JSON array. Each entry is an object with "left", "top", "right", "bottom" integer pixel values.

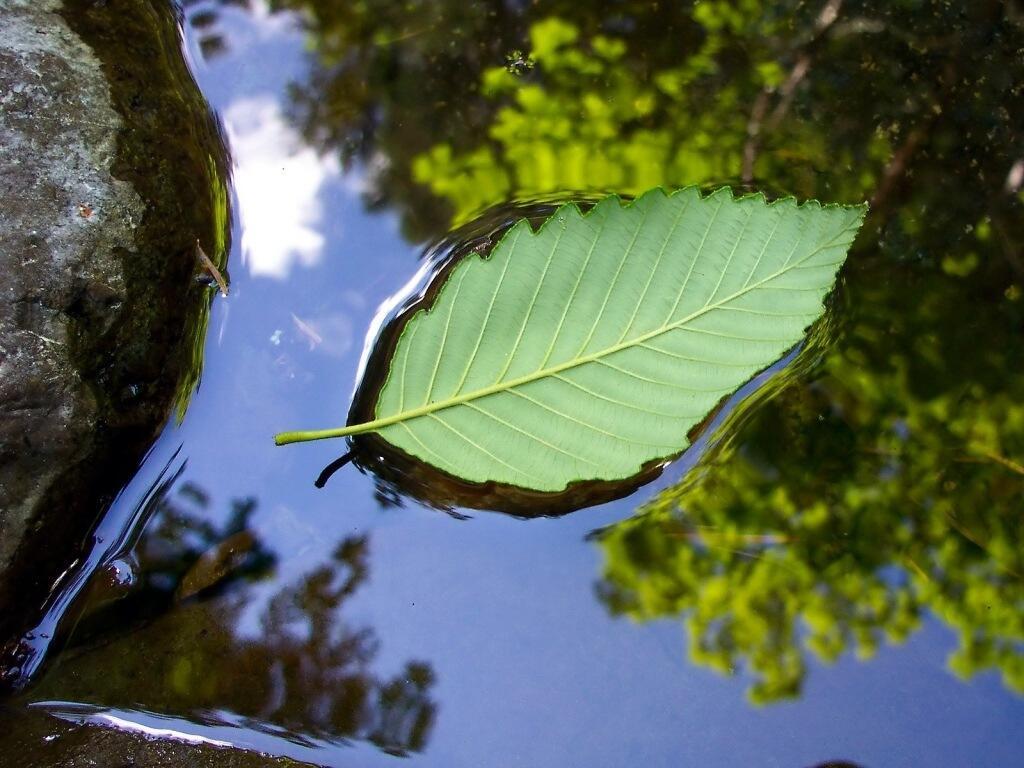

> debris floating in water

[
  {"left": 195, "top": 239, "right": 228, "bottom": 297},
  {"left": 315, "top": 450, "right": 355, "bottom": 489}
]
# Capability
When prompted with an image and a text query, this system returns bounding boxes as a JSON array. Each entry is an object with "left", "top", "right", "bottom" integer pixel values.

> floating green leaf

[{"left": 276, "top": 187, "right": 866, "bottom": 492}]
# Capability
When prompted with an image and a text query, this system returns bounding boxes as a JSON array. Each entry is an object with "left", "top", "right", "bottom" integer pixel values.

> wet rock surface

[
  {"left": 0, "top": 0, "right": 229, "bottom": 673},
  {"left": 0, "top": 0, "right": 139, "bottom": 624},
  {"left": 1, "top": 706, "right": 301, "bottom": 767}
]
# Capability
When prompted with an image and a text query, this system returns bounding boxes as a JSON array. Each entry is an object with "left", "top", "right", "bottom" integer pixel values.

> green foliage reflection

[
  {"left": 412, "top": 12, "right": 782, "bottom": 222},
  {"left": 185, "top": 0, "right": 1024, "bottom": 705},
  {"left": 44, "top": 483, "right": 437, "bottom": 755},
  {"left": 236, "top": 0, "right": 1024, "bottom": 254},
  {"left": 596, "top": 261, "right": 1024, "bottom": 703}
]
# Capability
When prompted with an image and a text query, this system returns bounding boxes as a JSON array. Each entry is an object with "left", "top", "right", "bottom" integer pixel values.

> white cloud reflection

[{"left": 225, "top": 96, "right": 338, "bottom": 279}]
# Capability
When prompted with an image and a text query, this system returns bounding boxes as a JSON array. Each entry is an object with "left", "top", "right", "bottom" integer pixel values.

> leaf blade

[{"left": 275, "top": 187, "right": 865, "bottom": 493}]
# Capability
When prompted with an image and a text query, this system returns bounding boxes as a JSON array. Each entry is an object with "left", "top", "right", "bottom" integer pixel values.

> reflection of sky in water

[
  {"left": 227, "top": 95, "right": 339, "bottom": 279},
  {"left": 34, "top": 4, "right": 1024, "bottom": 767},
  {"left": 186, "top": 1, "right": 340, "bottom": 280}
]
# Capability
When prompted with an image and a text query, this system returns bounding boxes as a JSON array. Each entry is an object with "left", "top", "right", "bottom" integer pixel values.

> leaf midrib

[{"left": 318, "top": 220, "right": 855, "bottom": 439}]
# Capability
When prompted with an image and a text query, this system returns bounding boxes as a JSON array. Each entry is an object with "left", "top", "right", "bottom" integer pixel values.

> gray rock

[
  {"left": 0, "top": 0, "right": 230, "bottom": 678},
  {"left": 0, "top": 0, "right": 141, "bottom": 598}
]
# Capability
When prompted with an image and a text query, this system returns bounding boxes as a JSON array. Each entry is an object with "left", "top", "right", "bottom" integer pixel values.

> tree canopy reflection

[
  {"left": 36, "top": 483, "right": 437, "bottom": 756},
  {"left": 596, "top": 258, "right": 1024, "bottom": 703},
  {"left": 190, "top": 0, "right": 1021, "bottom": 247},
  {"left": 179, "top": 0, "right": 1024, "bottom": 705}
]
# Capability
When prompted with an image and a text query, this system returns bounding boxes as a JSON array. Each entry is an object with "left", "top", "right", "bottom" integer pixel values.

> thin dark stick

[{"left": 315, "top": 450, "right": 355, "bottom": 488}]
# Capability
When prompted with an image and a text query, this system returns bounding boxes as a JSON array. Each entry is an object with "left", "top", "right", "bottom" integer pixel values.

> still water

[{"left": 4, "top": 1, "right": 1024, "bottom": 765}]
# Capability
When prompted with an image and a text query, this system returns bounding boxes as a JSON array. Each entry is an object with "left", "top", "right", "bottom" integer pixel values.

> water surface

[{"left": 3, "top": 1, "right": 1023, "bottom": 766}]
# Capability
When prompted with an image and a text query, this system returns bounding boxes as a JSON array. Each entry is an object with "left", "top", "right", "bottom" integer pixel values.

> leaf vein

[
  {"left": 707, "top": 206, "right": 754, "bottom": 304},
  {"left": 426, "top": 413, "right": 533, "bottom": 478},
  {"left": 495, "top": 222, "right": 566, "bottom": 383},
  {"left": 552, "top": 373, "right": 694, "bottom": 418},
  {"left": 740, "top": 212, "right": 782, "bottom": 290},
  {"left": 679, "top": 327, "right": 797, "bottom": 343},
  {"left": 539, "top": 212, "right": 604, "bottom": 368},
  {"left": 597, "top": 357, "right": 738, "bottom": 389},
  {"left": 636, "top": 342, "right": 759, "bottom": 369},
  {"left": 574, "top": 203, "right": 652, "bottom": 356},
  {"left": 619, "top": 195, "right": 690, "bottom": 342},
  {"left": 451, "top": 224, "right": 523, "bottom": 394},
  {"left": 462, "top": 401, "right": 601, "bottom": 468},
  {"left": 507, "top": 388, "right": 679, "bottom": 448},
  {"left": 396, "top": 421, "right": 457, "bottom": 471},
  {"left": 423, "top": 266, "right": 468, "bottom": 404},
  {"left": 664, "top": 195, "right": 725, "bottom": 324}
]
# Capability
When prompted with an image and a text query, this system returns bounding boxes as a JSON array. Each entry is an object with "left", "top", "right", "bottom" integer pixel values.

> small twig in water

[
  {"left": 196, "top": 239, "right": 228, "bottom": 297},
  {"left": 741, "top": 0, "right": 844, "bottom": 183},
  {"left": 902, "top": 553, "right": 930, "bottom": 583},
  {"left": 23, "top": 329, "right": 63, "bottom": 346},
  {"left": 291, "top": 313, "right": 323, "bottom": 350},
  {"left": 869, "top": 125, "right": 928, "bottom": 210},
  {"left": 978, "top": 449, "right": 1024, "bottom": 477}
]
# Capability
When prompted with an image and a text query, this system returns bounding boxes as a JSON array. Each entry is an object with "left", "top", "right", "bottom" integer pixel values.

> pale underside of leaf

[{"left": 298, "top": 187, "right": 865, "bottom": 492}]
